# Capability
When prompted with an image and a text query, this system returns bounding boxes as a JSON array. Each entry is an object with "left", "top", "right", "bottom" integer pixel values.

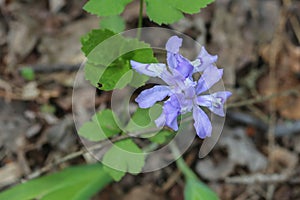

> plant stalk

[
  {"left": 169, "top": 142, "right": 197, "bottom": 180},
  {"left": 137, "top": 0, "right": 144, "bottom": 39}
]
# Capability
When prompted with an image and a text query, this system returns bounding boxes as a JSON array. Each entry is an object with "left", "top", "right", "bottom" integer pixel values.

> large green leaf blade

[
  {"left": 184, "top": 178, "right": 219, "bottom": 200},
  {"left": 0, "top": 164, "right": 112, "bottom": 200}
]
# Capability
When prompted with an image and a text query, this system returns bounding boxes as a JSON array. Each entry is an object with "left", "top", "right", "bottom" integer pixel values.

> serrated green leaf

[
  {"left": 145, "top": 0, "right": 214, "bottom": 25},
  {"left": 92, "top": 109, "right": 122, "bottom": 134},
  {"left": 145, "top": 0, "right": 183, "bottom": 25},
  {"left": 84, "top": 62, "right": 105, "bottom": 87},
  {"left": 84, "top": 0, "right": 132, "bottom": 17},
  {"left": 102, "top": 138, "right": 145, "bottom": 181},
  {"left": 81, "top": 29, "right": 157, "bottom": 90},
  {"left": 184, "top": 178, "right": 219, "bottom": 200},
  {"left": 0, "top": 164, "right": 112, "bottom": 200},
  {"left": 78, "top": 122, "right": 104, "bottom": 142},
  {"left": 174, "top": 0, "right": 214, "bottom": 14},
  {"left": 99, "top": 61, "right": 133, "bottom": 90},
  {"left": 81, "top": 29, "right": 115, "bottom": 56},
  {"left": 79, "top": 109, "right": 121, "bottom": 142},
  {"left": 100, "top": 15, "right": 125, "bottom": 33}
]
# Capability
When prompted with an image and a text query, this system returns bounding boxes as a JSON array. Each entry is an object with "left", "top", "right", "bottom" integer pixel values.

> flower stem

[
  {"left": 137, "top": 0, "right": 144, "bottom": 39},
  {"left": 169, "top": 142, "right": 198, "bottom": 180}
]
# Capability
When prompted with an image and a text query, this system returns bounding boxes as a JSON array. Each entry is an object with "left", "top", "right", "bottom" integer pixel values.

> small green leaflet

[
  {"left": 102, "top": 138, "right": 145, "bottom": 181},
  {"left": 148, "top": 130, "right": 174, "bottom": 144},
  {"left": 78, "top": 109, "right": 121, "bottom": 142},
  {"left": 81, "top": 29, "right": 156, "bottom": 90},
  {"left": 100, "top": 15, "right": 125, "bottom": 33},
  {"left": 146, "top": 0, "right": 215, "bottom": 25},
  {"left": 125, "top": 104, "right": 162, "bottom": 132},
  {"left": 20, "top": 67, "right": 35, "bottom": 81},
  {"left": 184, "top": 178, "right": 219, "bottom": 200},
  {"left": 0, "top": 164, "right": 112, "bottom": 200},
  {"left": 83, "top": 0, "right": 133, "bottom": 17}
]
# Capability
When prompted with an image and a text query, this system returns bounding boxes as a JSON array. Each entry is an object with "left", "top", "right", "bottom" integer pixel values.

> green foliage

[
  {"left": 145, "top": 0, "right": 214, "bottom": 25},
  {"left": 184, "top": 178, "right": 219, "bottom": 200},
  {"left": 100, "top": 15, "right": 125, "bottom": 33},
  {"left": 145, "top": 0, "right": 183, "bottom": 25},
  {"left": 84, "top": 0, "right": 214, "bottom": 25},
  {"left": 79, "top": 109, "right": 121, "bottom": 141},
  {"left": 98, "top": 60, "right": 133, "bottom": 90},
  {"left": 129, "top": 71, "right": 149, "bottom": 88},
  {"left": 125, "top": 104, "right": 162, "bottom": 132},
  {"left": 40, "top": 104, "right": 56, "bottom": 114},
  {"left": 20, "top": 67, "right": 35, "bottom": 81},
  {"left": 81, "top": 29, "right": 115, "bottom": 56},
  {"left": 0, "top": 164, "right": 112, "bottom": 200},
  {"left": 81, "top": 29, "right": 156, "bottom": 90},
  {"left": 83, "top": 0, "right": 132, "bottom": 17},
  {"left": 102, "top": 138, "right": 145, "bottom": 181},
  {"left": 148, "top": 130, "right": 174, "bottom": 144}
]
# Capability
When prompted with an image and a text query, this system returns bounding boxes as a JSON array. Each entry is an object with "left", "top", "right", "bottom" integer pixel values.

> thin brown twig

[
  {"left": 227, "top": 85, "right": 300, "bottom": 108},
  {"left": 225, "top": 172, "right": 290, "bottom": 184}
]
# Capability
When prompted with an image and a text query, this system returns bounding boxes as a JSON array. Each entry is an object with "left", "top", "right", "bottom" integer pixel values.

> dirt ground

[{"left": 0, "top": 0, "right": 300, "bottom": 199}]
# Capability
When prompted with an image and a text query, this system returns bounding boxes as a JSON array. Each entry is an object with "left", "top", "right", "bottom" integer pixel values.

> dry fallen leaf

[
  {"left": 6, "top": 10, "right": 40, "bottom": 68},
  {"left": 196, "top": 127, "right": 267, "bottom": 180},
  {"left": 211, "top": 0, "right": 280, "bottom": 86},
  {"left": 259, "top": 39, "right": 300, "bottom": 119},
  {"left": 0, "top": 162, "right": 22, "bottom": 188}
]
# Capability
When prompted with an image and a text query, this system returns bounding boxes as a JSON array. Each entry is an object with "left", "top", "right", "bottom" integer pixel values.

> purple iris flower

[{"left": 130, "top": 36, "right": 231, "bottom": 139}]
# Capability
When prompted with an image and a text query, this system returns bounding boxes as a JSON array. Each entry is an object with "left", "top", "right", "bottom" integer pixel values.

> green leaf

[
  {"left": 81, "top": 29, "right": 157, "bottom": 90},
  {"left": 145, "top": 0, "right": 214, "bottom": 25},
  {"left": 145, "top": 0, "right": 183, "bottom": 25},
  {"left": 148, "top": 130, "right": 174, "bottom": 144},
  {"left": 20, "top": 67, "right": 35, "bottom": 81},
  {"left": 92, "top": 109, "right": 122, "bottom": 135},
  {"left": 80, "top": 28, "right": 111, "bottom": 59},
  {"left": 83, "top": 0, "right": 132, "bottom": 17},
  {"left": 100, "top": 15, "right": 125, "bottom": 33},
  {"left": 102, "top": 165, "right": 125, "bottom": 182},
  {"left": 84, "top": 62, "right": 105, "bottom": 87},
  {"left": 129, "top": 71, "right": 149, "bottom": 88},
  {"left": 99, "top": 61, "right": 133, "bottom": 90},
  {"left": 126, "top": 104, "right": 162, "bottom": 132},
  {"left": 81, "top": 29, "right": 116, "bottom": 56},
  {"left": 102, "top": 138, "right": 145, "bottom": 181},
  {"left": 184, "top": 178, "right": 219, "bottom": 200},
  {"left": 79, "top": 109, "right": 121, "bottom": 142},
  {"left": 0, "top": 164, "right": 112, "bottom": 200},
  {"left": 174, "top": 0, "right": 215, "bottom": 14}
]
